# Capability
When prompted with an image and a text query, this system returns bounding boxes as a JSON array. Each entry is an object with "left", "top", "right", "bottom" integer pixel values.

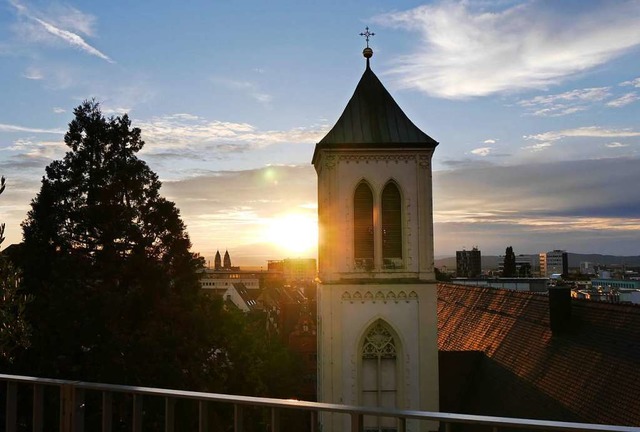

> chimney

[{"left": 548, "top": 286, "right": 572, "bottom": 334}]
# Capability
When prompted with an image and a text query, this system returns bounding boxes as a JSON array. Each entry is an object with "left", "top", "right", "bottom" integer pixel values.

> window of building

[
  {"left": 381, "top": 182, "right": 402, "bottom": 263},
  {"left": 354, "top": 182, "right": 374, "bottom": 266},
  {"left": 361, "top": 320, "right": 398, "bottom": 432}
]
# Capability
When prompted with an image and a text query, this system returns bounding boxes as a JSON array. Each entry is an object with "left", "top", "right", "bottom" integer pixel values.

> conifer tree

[
  {"left": 502, "top": 246, "right": 517, "bottom": 277},
  {"left": 19, "top": 101, "right": 219, "bottom": 387}
]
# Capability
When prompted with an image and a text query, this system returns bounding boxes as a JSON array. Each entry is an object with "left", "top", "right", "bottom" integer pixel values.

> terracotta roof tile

[{"left": 438, "top": 283, "right": 640, "bottom": 427}]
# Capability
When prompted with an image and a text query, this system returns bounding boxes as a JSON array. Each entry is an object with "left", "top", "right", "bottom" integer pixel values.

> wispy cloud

[
  {"left": 522, "top": 142, "right": 552, "bottom": 152},
  {"left": 483, "top": 139, "right": 496, "bottom": 144},
  {"left": 606, "top": 92, "right": 639, "bottom": 108},
  {"left": 376, "top": 1, "right": 640, "bottom": 98},
  {"left": 0, "top": 123, "right": 65, "bottom": 134},
  {"left": 621, "top": 77, "right": 640, "bottom": 88},
  {"left": 9, "top": 0, "right": 113, "bottom": 63},
  {"left": 52, "top": 107, "right": 66, "bottom": 114},
  {"left": 22, "top": 66, "right": 44, "bottom": 80},
  {"left": 137, "top": 113, "right": 326, "bottom": 154},
  {"left": 518, "top": 87, "right": 611, "bottom": 117},
  {"left": 471, "top": 147, "right": 493, "bottom": 156},
  {"left": 211, "top": 77, "right": 272, "bottom": 105},
  {"left": 606, "top": 142, "right": 629, "bottom": 148},
  {"left": 524, "top": 127, "right": 640, "bottom": 142}
]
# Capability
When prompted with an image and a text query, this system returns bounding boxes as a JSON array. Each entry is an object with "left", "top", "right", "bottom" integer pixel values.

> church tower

[{"left": 313, "top": 31, "right": 439, "bottom": 432}]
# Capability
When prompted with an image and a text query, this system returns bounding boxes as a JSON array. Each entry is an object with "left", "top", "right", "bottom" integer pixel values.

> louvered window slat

[
  {"left": 354, "top": 183, "right": 374, "bottom": 259},
  {"left": 382, "top": 183, "right": 402, "bottom": 259}
]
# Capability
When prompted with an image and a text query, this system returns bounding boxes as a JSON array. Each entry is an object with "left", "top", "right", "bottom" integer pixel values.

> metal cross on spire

[{"left": 360, "top": 26, "right": 375, "bottom": 48}]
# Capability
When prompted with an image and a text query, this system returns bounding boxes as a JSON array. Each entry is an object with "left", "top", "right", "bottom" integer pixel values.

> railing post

[
  {"left": 132, "top": 394, "right": 143, "bottom": 432},
  {"left": 199, "top": 400, "right": 208, "bottom": 432},
  {"left": 102, "top": 392, "right": 113, "bottom": 432},
  {"left": 399, "top": 417, "right": 406, "bottom": 432},
  {"left": 350, "top": 412, "right": 363, "bottom": 432},
  {"left": 33, "top": 384, "right": 44, "bottom": 432},
  {"left": 309, "top": 410, "right": 317, "bottom": 432},
  {"left": 75, "top": 388, "right": 85, "bottom": 432},
  {"left": 234, "top": 404, "right": 244, "bottom": 432},
  {"left": 165, "top": 397, "right": 175, "bottom": 432},
  {"left": 59, "top": 384, "right": 84, "bottom": 432},
  {"left": 5, "top": 381, "right": 17, "bottom": 432},
  {"left": 270, "top": 407, "right": 280, "bottom": 432},
  {"left": 60, "top": 384, "right": 72, "bottom": 432}
]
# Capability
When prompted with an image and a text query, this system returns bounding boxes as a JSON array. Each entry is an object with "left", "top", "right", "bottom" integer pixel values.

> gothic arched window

[
  {"left": 382, "top": 182, "right": 402, "bottom": 262},
  {"left": 354, "top": 182, "right": 374, "bottom": 266},
  {"left": 361, "top": 320, "right": 398, "bottom": 431}
]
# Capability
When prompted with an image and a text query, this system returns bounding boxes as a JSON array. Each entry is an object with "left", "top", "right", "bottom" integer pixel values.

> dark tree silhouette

[
  {"left": 502, "top": 246, "right": 517, "bottom": 277},
  {"left": 17, "top": 101, "right": 303, "bottom": 407},
  {"left": 0, "top": 177, "right": 32, "bottom": 364},
  {"left": 19, "top": 101, "right": 221, "bottom": 388}
]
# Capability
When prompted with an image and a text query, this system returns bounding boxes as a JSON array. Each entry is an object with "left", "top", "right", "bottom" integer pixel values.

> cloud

[
  {"left": 483, "top": 139, "right": 496, "bottom": 144},
  {"left": 210, "top": 77, "right": 273, "bottom": 105},
  {"left": 22, "top": 67, "right": 44, "bottom": 80},
  {"left": 606, "top": 142, "right": 629, "bottom": 148},
  {"left": 0, "top": 123, "right": 65, "bottom": 134},
  {"left": 522, "top": 142, "right": 552, "bottom": 152},
  {"left": 518, "top": 87, "right": 611, "bottom": 116},
  {"left": 137, "top": 113, "right": 326, "bottom": 155},
  {"left": 524, "top": 127, "right": 640, "bottom": 142},
  {"left": 376, "top": 1, "right": 640, "bottom": 98},
  {"left": 433, "top": 157, "right": 640, "bottom": 255},
  {"left": 52, "top": 107, "right": 66, "bottom": 114},
  {"left": 606, "top": 92, "right": 639, "bottom": 108},
  {"left": 160, "top": 165, "right": 317, "bottom": 262},
  {"left": 471, "top": 147, "right": 493, "bottom": 156},
  {"left": 621, "top": 77, "right": 640, "bottom": 88},
  {"left": 9, "top": 0, "right": 113, "bottom": 63}
]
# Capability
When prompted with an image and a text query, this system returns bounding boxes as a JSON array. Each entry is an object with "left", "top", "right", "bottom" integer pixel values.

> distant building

[
  {"left": 498, "top": 254, "right": 535, "bottom": 276},
  {"left": 580, "top": 261, "right": 596, "bottom": 275},
  {"left": 451, "top": 277, "right": 548, "bottom": 292},
  {"left": 199, "top": 250, "right": 261, "bottom": 292},
  {"left": 267, "top": 258, "right": 317, "bottom": 283},
  {"left": 539, "top": 250, "right": 568, "bottom": 277},
  {"left": 456, "top": 247, "right": 481, "bottom": 277}
]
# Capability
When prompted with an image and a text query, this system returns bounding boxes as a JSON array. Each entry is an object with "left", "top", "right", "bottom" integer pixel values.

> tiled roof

[{"left": 438, "top": 283, "right": 640, "bottom": 427}]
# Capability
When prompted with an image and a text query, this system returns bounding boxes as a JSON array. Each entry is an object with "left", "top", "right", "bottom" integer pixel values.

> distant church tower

[{"left": 313, "top": 30, "right": 439, "bottom": 432}]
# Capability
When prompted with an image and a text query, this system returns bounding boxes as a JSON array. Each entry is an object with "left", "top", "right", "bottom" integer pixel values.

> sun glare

[{"left": 266, "top": 214, "right": 318, "bottom": 255}]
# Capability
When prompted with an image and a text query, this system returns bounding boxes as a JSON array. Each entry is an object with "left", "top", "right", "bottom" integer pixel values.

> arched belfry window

[
  {"left": 361, "top": 320, "right": 398, "bottom": 431},
  {"left": 382, "top": 182, "right": 402, "bottom": 262},
  {"left": 354, "top": 182, "right": 374, "bottom": 266}
]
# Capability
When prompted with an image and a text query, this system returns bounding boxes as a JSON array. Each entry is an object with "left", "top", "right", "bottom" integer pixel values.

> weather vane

[{"left": 360, "top": 26, "right": 375, "bottom": 48}]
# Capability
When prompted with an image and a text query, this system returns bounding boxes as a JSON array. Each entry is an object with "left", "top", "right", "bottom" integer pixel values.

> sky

[{"left": 1, "top": 0, "right": 640, "bottom": 265}]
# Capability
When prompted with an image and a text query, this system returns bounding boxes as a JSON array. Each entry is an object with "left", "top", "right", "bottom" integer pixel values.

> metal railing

[{"left": 1, "top": 373, "right": 638, "bottom": 432}]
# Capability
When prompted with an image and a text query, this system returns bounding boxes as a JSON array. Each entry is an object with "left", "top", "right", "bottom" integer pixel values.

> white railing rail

[{"left": 1, "top": 373, "right": 638, "bottom": 432}]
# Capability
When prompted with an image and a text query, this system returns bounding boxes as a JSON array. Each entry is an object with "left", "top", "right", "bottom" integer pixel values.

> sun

[{"left": 265, "top": 214, "right": 318, "bottom": 255}]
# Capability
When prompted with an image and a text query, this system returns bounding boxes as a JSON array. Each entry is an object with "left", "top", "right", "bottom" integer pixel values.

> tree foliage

[
  {"left": 16, "top": 101, "right": 303, "bottom": 402},
  {"left": 0, "top": 177, "right": 32, "bottom": 364},
  {"left": 502, "top": 246, "right": 517, "bottom": 277},
  {"left": 18, "top": 101, "right": 219, "bottom": 387}
]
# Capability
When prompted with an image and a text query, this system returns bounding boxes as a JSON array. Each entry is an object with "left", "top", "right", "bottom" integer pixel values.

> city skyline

[{"left": 1, "top": 0, "right": 640, "bottom": 264}]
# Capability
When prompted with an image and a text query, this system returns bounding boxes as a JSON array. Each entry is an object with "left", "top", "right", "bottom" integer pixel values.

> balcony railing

[{"left": 1, "top": 373, "right": 637, "bottom": 432}]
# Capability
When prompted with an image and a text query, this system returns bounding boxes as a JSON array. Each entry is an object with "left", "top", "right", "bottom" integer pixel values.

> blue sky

[{"left": 1, "top": 0, "right": 640, "bottom": 265}]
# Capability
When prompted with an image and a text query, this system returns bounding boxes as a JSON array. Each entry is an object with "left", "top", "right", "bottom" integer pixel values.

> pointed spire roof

[
  {"left": 223, "top": 250, "right": 231, "bottom": 269},
  {"left": 313, "top": 63, "right": 437, "bottom": 165}
]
